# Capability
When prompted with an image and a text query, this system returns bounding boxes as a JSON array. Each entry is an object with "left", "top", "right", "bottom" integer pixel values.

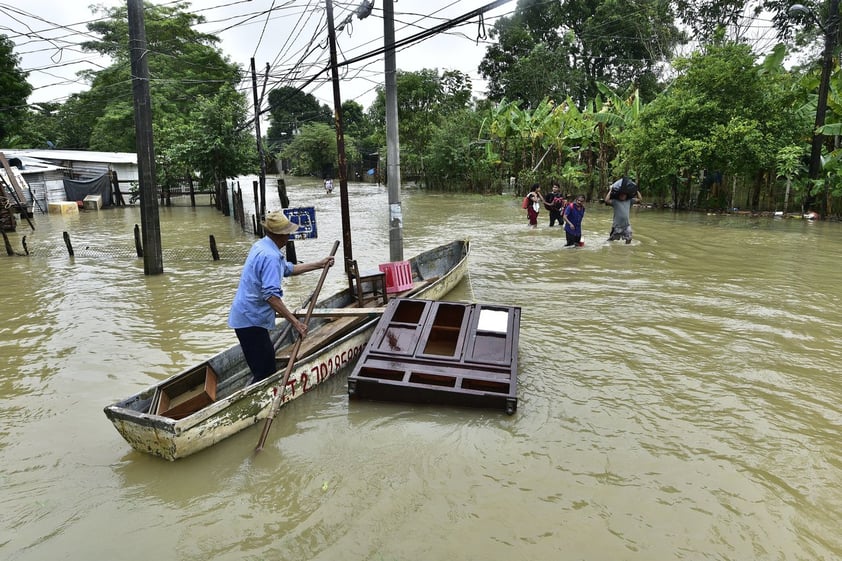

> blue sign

[{"left": 283, "top": 207, "right": 317, "bottom": 240}]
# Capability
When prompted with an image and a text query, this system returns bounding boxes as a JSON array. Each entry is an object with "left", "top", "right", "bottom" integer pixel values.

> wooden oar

[
  {"left": 270, "top": 291, "right": 317, "bottom": 349},
  {"left": 255, "top": 240, "right": 339, "bottom": 452}
]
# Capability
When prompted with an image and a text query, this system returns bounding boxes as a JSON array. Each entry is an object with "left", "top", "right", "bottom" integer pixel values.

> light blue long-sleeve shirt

[{"left": 228, "top": 237, "right": 294, "bottom": 330}]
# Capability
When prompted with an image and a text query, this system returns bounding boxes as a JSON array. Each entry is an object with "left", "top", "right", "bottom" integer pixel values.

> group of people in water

[{"left": 523, "top": 177, "right": 642, "bottom": 246}]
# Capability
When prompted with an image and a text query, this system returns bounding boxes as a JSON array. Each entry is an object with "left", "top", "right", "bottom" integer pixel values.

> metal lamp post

[{"left": 790, "top": 1, "right": 840, "bottom": 214}]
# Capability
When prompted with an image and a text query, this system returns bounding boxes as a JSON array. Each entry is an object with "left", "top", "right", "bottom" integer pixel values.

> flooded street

[{"left": 2, "top": 178, "right": 841, "bottom": 560}]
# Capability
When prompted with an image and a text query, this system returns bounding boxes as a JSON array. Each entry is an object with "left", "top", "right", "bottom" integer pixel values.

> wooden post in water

[
  {"left": 277, "top": 177, "right": 289, "bottom": 207},
  {"left": 2, "top": 230, "right": 13, "bottom": 256},
  {"left": 222, "top": 180, "right": 231, "bottom": 215},
  {"left": 133, "top": 225, "right": 143, "bottom": 257},
  {"left": 231, "top": 188, "right": 238, "bottom": 224},
  {"left": 22, "top": 235, "right": 28, "bottom": 255},
  {"left": 209, "top": 235, "right": 220, "bottom": 261},
  {"left": 188, "top": 175, "right": 196, "bottom": 208},
  {"left": 111, "top": 170, "right": 126, "bottom": 207},
  {"left": 276, "top": 177, "right": 297, "bottom": 263},
  {"left": 63, "top": 231, "right": 74, "bottom": 257},
  {"left": 231, "top": 184, "right": 237, "bottom": 224},
  {"left": 252, "top": 180, "right": 261, "bottom": 236},
  {"left": 235, "top": 187, "right": 246, "bottom": 231}
]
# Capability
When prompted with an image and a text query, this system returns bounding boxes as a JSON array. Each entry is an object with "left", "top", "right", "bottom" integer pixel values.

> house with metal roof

[{"left": 0, "top": 150, "right": 139, "bottom": 209}]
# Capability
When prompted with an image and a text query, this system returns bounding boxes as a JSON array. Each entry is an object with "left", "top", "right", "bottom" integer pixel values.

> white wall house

[{"left": 1, "top": 150, "right": 139, "bottom": 209}]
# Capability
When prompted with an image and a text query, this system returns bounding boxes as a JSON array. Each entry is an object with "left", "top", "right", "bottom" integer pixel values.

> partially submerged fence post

[
  {"left": 218, "top": 180, "right": 230, "bottom": 216},
  {"left": 111, "top": 170, "right": 126, "bottom": 207},
  {"left": 277, "top": 177, "right": 289, "bottom": 207},
  {"left": 252, "top": 180, "right": 261, "bottom": 236},
  {"left": 2, "top": 230, "right": 13, "bottom": 256},
  {"left": 133, "top": 224, "right": 143, "bottom": 257},
  {"left": 188, "top": 175, "right": 196, "bottom": 208},
  {"left": 209, "top": 235, "right": 219, "bottom": 261},
  {"left": 234, "top": 185, "right": 246, "bottom": 231},
  {"left": 62, "top": 231, "right": 74, "bottom": 257}
]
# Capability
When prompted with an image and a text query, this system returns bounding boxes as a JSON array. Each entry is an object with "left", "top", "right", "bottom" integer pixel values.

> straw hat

[{"left": 262, "top": 211, "right": 299, "bottom": 235}]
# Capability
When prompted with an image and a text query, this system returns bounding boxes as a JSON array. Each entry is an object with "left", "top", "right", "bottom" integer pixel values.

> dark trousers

[
  {"left": 565, "top": 230, "right": 582, "bottom": 246},
  {"left": 549, "top": 209, "right": 562, "bottom": 226},
  {"left": 234, "top": 326, "right": 277, "bottom": 384}
]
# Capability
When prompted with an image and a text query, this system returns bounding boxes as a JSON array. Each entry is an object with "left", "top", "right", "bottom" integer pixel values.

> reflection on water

[{"left": 1, "top": 178, "right": 842, "bottom": 560}]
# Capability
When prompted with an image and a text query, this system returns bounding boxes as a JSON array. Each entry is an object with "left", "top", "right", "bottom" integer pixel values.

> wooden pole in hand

[{"left": 255, "top": 240, "right": 340, "bottom": 452}]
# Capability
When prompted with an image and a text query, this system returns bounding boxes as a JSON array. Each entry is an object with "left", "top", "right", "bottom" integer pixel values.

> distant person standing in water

[
  {"left": 562, "top": 195, "right": 586, "bottom": 247},
  {"left": 605, "top": 178, "right": 642, "bottom": 244},
  {"left": 524, "top": 183, "right": 545, "bottom": 229},
  {"left": 545, "top": 181, "right": 566, "bottom": 227}
]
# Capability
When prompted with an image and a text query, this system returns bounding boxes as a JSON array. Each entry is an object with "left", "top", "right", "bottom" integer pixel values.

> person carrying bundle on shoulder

[{"left": 604, "top": 177, "right": 643, "bottom": 244}]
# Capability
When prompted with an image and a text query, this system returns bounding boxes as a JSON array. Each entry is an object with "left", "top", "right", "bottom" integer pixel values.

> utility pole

[
  {"left": 250, "top": 58, "right": 268, "bottom": 225},
  {"left": 325, "top": 0, "right": 354, "bottom": 288},
  {"left": 127, "top": 0, "right": 163, "bottom": 275},
  {"left": 383, "top": 0, "right": 403, "bottom": 261}
]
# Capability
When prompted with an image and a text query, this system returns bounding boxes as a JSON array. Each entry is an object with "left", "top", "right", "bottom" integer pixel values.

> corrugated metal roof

[
  {"left": 1, "top": 149, "right": 138, "bottom": 165},
  {"left": 2, "top": 155, "right": 66, "bottom": 174}
]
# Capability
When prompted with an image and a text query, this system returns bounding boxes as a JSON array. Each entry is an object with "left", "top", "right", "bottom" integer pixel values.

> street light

[{"left": 789, "top": 1, "right": 840, "bottom": 214}]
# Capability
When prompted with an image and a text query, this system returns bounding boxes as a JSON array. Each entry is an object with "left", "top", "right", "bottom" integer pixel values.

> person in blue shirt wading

[
  {"left": 228, "top": 210, "right": 335, "bottom": 385},
  {"left": 562, "top": 195, "right": 586, "bottom": 247}
]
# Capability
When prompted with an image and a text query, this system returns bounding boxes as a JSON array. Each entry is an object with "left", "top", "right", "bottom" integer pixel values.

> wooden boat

[{"left": 103, "top": 239, "right": 470, "bottom": 460}]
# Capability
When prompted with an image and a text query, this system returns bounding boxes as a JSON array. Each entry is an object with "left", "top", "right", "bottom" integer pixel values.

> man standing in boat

[{"left": 228, "top": 211, "right": 334, "bottom": 385}]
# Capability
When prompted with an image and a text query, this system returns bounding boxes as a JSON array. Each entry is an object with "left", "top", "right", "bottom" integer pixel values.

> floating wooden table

[{"left": 348, "top": 298, "right": 520, "bottom": 414}]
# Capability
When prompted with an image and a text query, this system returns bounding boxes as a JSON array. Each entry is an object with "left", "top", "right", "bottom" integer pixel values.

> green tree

[
  {"left": 265, "top": 87, "right": 333, "bottom": 152},
  {"left": 368, "top": 69, "right": 473, "bottom": 182},
  {"left": 340, "top": 99, "right": 377, "bottom": 176},
  {"left": 54, "top": 94, "right": 96, "bottom": 149},
  {"left": 67, "top": 2, "right": 241, "bottom": 151},
  {"left": 10, "top": 102, "right": 61, "bottom": 149},
  {"left": 776, "top": 145, "right": 807, "bottom": 214},
  {"left": 280, "top": 122, "right": 359, "bottom": 177},
  {"left": 479, "top": 0, "right": 684, "bottom": 108},
  {"left": 340, "top": 99, "right": 370, "bottom": 139},
  {"left": 620, "top": 40, "right": 804, "bottom": 209},
  {"left": 0, "top": 35, "right": 33, "bottom": 144},
  {"left": 425, "top": 108, "right": 489, "bottom": 192},
  {"left": 157, "top": 85, "right": 257, "bottom": 190}
]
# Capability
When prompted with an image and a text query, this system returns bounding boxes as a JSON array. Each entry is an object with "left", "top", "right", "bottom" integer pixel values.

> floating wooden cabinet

[
  {"left": 421, "top": 303, "right": 467, "bottom": 357},
  {"left": 155, "top": 363, "right": 218, "bottom": 419},
  {"left": 348, "top": 298, "right": 521, "bottom": 414}
]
